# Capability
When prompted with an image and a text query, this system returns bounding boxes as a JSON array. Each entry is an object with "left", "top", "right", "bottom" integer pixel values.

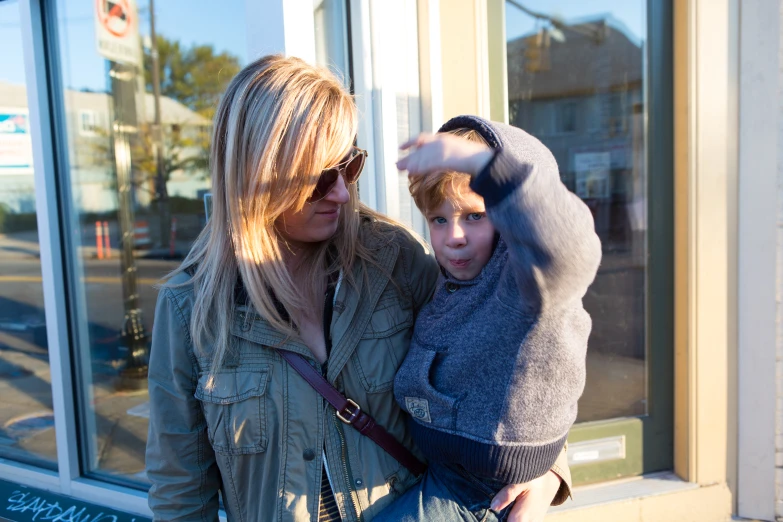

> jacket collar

[{"left": 325, "top": 237, "right": 400, "bottom": 383}]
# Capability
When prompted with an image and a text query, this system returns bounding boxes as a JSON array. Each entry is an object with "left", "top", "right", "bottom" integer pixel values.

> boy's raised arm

[{"left": 469, "top": 137, "right": 602, "bottom": 312}]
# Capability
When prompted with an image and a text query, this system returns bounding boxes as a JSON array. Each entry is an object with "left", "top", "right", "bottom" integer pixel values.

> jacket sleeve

[
  {"left": 550, "top": 443, "right": 572, "bottom": 506},
  {"left": 470, "top": 148, "right": 602, "bottom": 312},
  {"left": 146, "top": 287, "right": 221, "bottom": 521}
]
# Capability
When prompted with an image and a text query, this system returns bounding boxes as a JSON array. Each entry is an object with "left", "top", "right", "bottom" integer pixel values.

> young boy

[{"left": 378, "top": 115, "right": 602, "bottom": 522}]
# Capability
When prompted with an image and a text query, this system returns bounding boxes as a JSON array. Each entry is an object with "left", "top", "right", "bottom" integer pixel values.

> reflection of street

[
  {"left": 580, "top": 248, "right": 647, "bottom": 422},
  {"left": 0, "top": 231, "right": 179, "bottom": 481},
  {"left": 0, "top": 231, "right": 56, "bottom": 467}
]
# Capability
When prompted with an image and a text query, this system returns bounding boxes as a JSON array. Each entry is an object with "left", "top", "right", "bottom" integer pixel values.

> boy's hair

[{"left": 409, "top": 128, "right": 489, "bottom": 213}]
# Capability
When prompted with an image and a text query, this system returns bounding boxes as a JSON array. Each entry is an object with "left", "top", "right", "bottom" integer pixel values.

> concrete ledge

[{"left": 549, "top": 474, "right": 732, "bottom": 522}]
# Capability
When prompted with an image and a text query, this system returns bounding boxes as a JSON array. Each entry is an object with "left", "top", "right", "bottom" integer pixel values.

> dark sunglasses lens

[
  {"left": 310, "top": 168, "right": 339, "bottom": 201},
  {"left": 344, "top": 153, "right": 366, "bottom": 183}
]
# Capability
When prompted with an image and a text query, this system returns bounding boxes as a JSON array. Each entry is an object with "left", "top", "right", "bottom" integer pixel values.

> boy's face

[{"left": 426, "top": 189, "right": 496, "bottom": 281}]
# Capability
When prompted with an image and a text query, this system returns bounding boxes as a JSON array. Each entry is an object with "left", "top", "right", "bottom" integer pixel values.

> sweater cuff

[{"left": 469, "top": 148, "right": 525, "bottom": 208}]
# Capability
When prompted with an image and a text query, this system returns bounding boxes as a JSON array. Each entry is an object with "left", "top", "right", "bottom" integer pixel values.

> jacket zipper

[
  {"left": 333, "top": 413, "right": 362, "bottom": 522},
  {"left": 323, "top": 276, "right": 361, "bottom": 521}
]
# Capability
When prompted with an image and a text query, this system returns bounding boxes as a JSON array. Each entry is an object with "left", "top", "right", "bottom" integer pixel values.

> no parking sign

[{"left": 94, "top": 0, "right": 141, "bottom": 66}]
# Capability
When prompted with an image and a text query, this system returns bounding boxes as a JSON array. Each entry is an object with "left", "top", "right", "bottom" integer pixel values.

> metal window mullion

[
  {"left": 19, "top": 0, "right": 81, "bottom": 492},
  {"left": 349, "top": 0, "right": 380, "bottom": 211},
  {"left": 0, "top": 461, "right": 59, "bottom": 490},
  {"left": 368, "top": 0, "right": 402, "bottom": 221},
  {"left": 417, "top": 0, "right": 443, "bottom": 134},
  {"left": 414, "top": 0, "right": 443, "bottom": 242},
  {"left": 69, "top": 478, "right": 153, "bottom": 518}
]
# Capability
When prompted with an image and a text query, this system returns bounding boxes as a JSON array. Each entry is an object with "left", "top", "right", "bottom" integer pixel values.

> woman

[{"left": 145, "top": 55, "right": 568, "bottom": 522}]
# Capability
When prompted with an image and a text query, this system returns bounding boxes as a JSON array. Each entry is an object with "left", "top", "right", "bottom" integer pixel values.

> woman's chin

[{"left": 303, "top": 223, "right": 341, "bottom": 244}]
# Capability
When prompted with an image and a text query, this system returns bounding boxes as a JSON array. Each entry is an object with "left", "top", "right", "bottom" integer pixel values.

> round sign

[{"left": 96, "top": 0, "right": 133, "bottom": 38}]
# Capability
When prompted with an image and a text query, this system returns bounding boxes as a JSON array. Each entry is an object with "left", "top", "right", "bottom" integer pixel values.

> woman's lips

[
  {"left": 449, "top": 259, "right": 470, "bottom": 268},
  {"left": 316, "top": 208, "right": 340, "bottom": 219}
]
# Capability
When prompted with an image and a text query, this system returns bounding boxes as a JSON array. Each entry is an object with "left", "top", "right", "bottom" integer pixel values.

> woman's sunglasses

[{"left": 308, "top": 147, "right": 368, "bottom": 202}]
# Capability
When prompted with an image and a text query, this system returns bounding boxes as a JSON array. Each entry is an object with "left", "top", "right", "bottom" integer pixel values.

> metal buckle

[{"left": 336, "top": 398, "right": 361, "bottom": 425}]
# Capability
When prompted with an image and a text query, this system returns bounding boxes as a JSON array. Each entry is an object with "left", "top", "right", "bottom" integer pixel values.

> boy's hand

[
  {"left": 490, "top": 470, "right": 562, "bottom": 522},
  {"left": 396, "top": 132, "right": 494, "bottom": 177}
]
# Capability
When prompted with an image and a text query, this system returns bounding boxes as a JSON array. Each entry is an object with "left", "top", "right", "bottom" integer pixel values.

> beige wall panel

[
  {"left": 439, "top": 0, "right": 489, "bottom": 119},
  {"left": 486, "top": 0, "right": 507, "bottom": 123},
  {"left": 673, "top": 0, "right": 692, "bottom": 481},
  {"left": 673, "top": 0, "right": 733, "bottom": 487},
  {"left": 691, "top": 0, "right": 731, "bottom": 487}
]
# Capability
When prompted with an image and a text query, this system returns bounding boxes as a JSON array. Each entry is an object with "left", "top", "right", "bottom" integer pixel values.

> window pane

[
  {"left": 53, "top": 0, "right": 247, "bottom": 486},
  {"left": 506, "top": 1, "right": 647, "bottom": 422},
  {"left": 0, "top": 0, "right": 57, "bottom": 469},
  {"left": 314, "top": 0, "right": 349, "bottom": 82}
]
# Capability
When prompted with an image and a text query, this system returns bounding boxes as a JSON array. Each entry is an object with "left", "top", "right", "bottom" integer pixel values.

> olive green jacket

[{"left": 145, "top": 224, "right": 572, "bottom": 522}]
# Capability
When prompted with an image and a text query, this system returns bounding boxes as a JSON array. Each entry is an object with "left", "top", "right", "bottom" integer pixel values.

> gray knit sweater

[{"left": 393, "top": 115, "right": 602, "bottom": 484}]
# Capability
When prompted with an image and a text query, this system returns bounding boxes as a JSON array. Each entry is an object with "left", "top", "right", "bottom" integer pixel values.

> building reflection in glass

[{"left": 507, "top": 2, "right": 647, "bottom": 422}]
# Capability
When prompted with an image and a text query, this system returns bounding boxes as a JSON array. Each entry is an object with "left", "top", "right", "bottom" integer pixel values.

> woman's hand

[
  {"left": 396, "top": 133, "right": 494, "bottom": 177},
  {"left": 490, "top": 470, "right": 562, "bottom": 522}
]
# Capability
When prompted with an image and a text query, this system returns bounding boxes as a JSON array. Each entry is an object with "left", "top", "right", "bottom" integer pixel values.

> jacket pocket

[
  {"left": 195, "top": 366, "right": 270, "bottom": 455},
  {"left": 354, "top": 290, "right": 413, "bottom": 393}
]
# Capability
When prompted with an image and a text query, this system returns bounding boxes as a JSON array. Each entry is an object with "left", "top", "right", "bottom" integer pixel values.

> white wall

[
  {"left": 737, "top": 0, "right": 780, "bottom": 520},
  {"left": 777, "top": 0, "right": 783, "bottom": 518}
]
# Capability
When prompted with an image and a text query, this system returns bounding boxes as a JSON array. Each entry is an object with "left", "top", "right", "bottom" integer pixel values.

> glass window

[
  {"left": 314, "top": 0, "right": 350, "bottom": 82},
  {"left": 506, "top": 1, "right": 647, "bottom": 423},
  {"left": 53, "top": 0, "right": 247, "bottom": 487},
  {"left": 79, "top": 110, "right": 99, "bottom": 136},
  {"left": 0, "top": 0, "right": 57, "bottom": 469},
  {"left": 555, "top": 101, "right": 577, "bottom": 134}
]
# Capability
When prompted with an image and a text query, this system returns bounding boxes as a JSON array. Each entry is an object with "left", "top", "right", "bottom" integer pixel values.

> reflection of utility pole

[
  {"left": 148, "top": 0, "right": 171, "bottom": 252},
  {"left": 109, "top": 61, "right": 149, "bottom": 383}
]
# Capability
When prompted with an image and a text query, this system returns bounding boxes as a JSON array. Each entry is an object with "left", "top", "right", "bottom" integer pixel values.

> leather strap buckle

[{"left": 337, "top": 398, "right": 361, "bottom": 424}]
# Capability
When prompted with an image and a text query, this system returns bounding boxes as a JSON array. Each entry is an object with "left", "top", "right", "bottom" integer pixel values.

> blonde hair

[
  {"left": 409, "top": 128, "right": 489, "bottom": 213},
  {"left": 166, "top": 55, "right": 394, "bottom": 381}
]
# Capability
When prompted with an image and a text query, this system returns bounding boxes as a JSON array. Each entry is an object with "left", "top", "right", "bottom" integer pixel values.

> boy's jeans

[{"left": 374, "top": 462, "right": 511, "bottom": 522}]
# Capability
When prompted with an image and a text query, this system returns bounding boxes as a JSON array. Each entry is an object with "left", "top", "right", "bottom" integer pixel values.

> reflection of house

[
  {"left": 506, "top": 17, "right": 644, "bottom": 245},
  {"left": 0, "top": 80, "right": 211, "bottom": 214}
]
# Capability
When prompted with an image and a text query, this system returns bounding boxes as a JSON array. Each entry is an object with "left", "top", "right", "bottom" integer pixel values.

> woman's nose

[{"left": 323, "top": 174, "right": 350, "bottom": 205}]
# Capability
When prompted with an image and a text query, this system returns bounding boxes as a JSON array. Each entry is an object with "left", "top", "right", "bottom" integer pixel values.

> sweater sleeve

[{"left": 470, "top": 148, "right": 602, "bottom": 312}]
